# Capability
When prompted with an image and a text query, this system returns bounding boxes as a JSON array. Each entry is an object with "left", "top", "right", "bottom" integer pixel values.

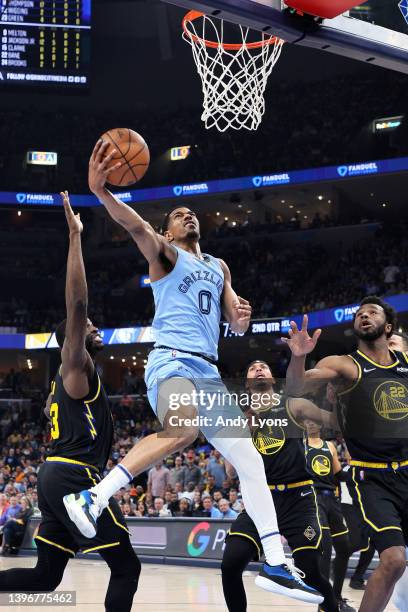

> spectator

[
  {"left": 182, "top": 450, "right": 202, "bottom": 488},
  {"left": 149, "top": 497, "right": 172, "bottom": 518},
  {"left": 211, "top": 498, "right": 238, "bottom": 520},
  {"left": 191, "top": 491, "right": 202, "bottom": 515},
  {"left": 169, "top": 456, "right": 184, "bottom": 488},
  {"left": 229, "top": 489, "right": 243, "bottom": 513},
  {"left": 207, "top": 450, "right": 226, "bottom": 488},
  {"left": 0, "top": 496, "right": 21, "bottom": 526},
  {"left": 0, "top": 497, "right": 33, "bottom": 555},
  {"left": 0, "top": 494, "right": 9, "bottom": 525},
  {"left": 204, "top": 475, "right": 220, "bottom": 497},
  {"left": 180, "top": 482, "right": 196, "bottom": 503},
  {"left": 147, "top": 461, "right": 170, "bottom": 499},
  {"left": 135, "top": 502, "right": 147, "bottom": 517},
  {"left": 174, "top": 498, "right": 192, "bottom": 518},
  {"left": 121, "top": 503, "right": 135, "bottom": 517}
]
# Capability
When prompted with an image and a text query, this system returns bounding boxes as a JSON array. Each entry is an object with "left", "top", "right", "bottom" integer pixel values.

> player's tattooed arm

[
  {"left": 219, "top": 259, "right": 252, "bottom": 334},
  {"left": 88, "top": 140, "right": 175, "bottom": 269},
  {"left": 60, "top": 191, "right": 92, "bottom": 399}
]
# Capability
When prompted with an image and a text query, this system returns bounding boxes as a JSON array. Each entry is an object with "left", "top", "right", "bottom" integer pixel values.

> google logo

[{"left": 187, "top": 521, "right": 211, "bottom": 557}]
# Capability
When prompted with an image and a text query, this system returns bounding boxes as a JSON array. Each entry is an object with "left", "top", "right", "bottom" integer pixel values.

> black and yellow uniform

[
  {"left": 37, "top": 368, "right": 129, "bottom": 554},
  {"left": 338, "top": 349, "right": 408, "bottom": 553},
  {"left": 222, "top": 399, "right": 338, "bottom": 612},
  {"left": 306, "top": 440, "right": 348, "bottom": 538},
  {"left": 228, "top": 400, "right": 320, "bottom": 557}
]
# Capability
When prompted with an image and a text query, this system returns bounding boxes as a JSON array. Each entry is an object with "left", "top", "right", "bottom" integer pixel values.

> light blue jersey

[{"left": 150, "top": 246, "right": 224, "bottom": 360}]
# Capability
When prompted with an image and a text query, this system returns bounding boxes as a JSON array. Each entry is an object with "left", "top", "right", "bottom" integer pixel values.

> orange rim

[{"left": 182, "top": 10, "right": 282, "bottom": 50}]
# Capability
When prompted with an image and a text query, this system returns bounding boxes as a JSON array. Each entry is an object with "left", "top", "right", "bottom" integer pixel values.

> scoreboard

[{"left": 0, "top": 0, "right": 91, "bottom": 87}]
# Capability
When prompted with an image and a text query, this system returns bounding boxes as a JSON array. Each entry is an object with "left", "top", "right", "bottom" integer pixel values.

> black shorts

[
  {"left": 350, "top": 466, "right": 408, "bottom": 554},
  {"left": 36, "top": 460, "right": 130, "bottom": 556},
  {"left": 227, "top": 485, "right": 321, "bottom": 560},
  {"left": 316, "top": 490, "right": 349, "bottom": 538}
]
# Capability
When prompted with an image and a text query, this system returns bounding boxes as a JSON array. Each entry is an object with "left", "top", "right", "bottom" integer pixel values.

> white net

[{"left": 183, "top": 12, "right": 284, "bottom": 132}]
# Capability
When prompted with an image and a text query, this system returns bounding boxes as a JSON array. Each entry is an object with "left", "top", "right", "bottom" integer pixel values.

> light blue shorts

[{"left": 145, "top": 348, "right": 249, "bottom": 443}]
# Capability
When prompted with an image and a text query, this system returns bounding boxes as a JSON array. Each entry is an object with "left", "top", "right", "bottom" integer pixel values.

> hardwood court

[{"left": 0, "top": 557, "right": 399, "bottom": 611}]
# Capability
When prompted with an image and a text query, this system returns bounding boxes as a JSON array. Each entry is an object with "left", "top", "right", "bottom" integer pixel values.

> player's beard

[
  {"left": 354, "top": 321, "right": 387, "bottom": 342},
  {"left": 86, "top": 334, "right": 104, "bottom": 357}
]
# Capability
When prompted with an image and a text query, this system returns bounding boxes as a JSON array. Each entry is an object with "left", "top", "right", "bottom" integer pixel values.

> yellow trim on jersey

[
  {"left": 34, "top": 536, "right": 76, "bottom": 556},
  {"left": 268, "top": 480, "right": 313, "bottom": 491},
  {"left": 85, "top": 467, "right": 98, "bottom": 486},
  {"left": 85, "top": 375, "right": 101, "bottom": 404},
  {"left": 356, "top": 349, "right": 399, "bottom": 369},
  {"left": 46, "top": 456, "right": 98, "bottom": 470},
  {"left": 350, "top": 459, "right": 408, "bottom": 470},
  {"left": 107, "top": 505, "right": 131, "bottom": 535},
  {"left": 352, "top": 468, "right": 402, "bottom": 533},
  {"left": 321, "top": 526, "right": 331, "bottom": 530},
  {"left": 403, "top": 352, "right": 408, "bottom": 364},
  {"left": 332, "top": 529, "right": 349, "bottom": 538},
  {"left": 292, "top": 487, "right": 322, "bottom": 553},
  {"left": 337, "top": 355, "right": 362, "bottom": 397},
  {"left": 357, "top": 537, "right": 371, "bottom": 554},
  {"left": 285, "top": 398, "right": 305, "bottom": 431},
  {"left": 228, "top": 531, "right": 261, "bottom": 558},
  {"left": 82, "top": 541, "right": 120, "bottom": 554}
]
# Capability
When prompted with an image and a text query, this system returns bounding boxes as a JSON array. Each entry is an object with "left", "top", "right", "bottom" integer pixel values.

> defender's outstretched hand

[
  {"left": 61, "top": 191, "right": 83, "bottom": 235},
  {"left": 281, "top": 314, "right": 321, "bottom": 356},
  {"left": 88, "top": 139, "right": 122, "bottom": 196}
]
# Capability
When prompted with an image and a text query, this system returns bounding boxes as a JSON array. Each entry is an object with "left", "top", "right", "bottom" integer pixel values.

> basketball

[{"left": 100, "top": 128, "right": 150, "bottom": 187}]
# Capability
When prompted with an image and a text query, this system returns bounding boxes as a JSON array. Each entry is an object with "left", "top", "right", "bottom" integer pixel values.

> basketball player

[
  {"left": 221, "top": 360, "right": 339, "bottom": 611},
  {"left": 64, "top": 139, "right": 322, "bottom": 603},
  {"left": 389, "top": 331, "right": 408, "bottom": 611},
  {"left": 304, "top": 420, "right": 355, "bottom": 611},
  {"left": 0, "top": 193, "right": 141, "bottom": 611},
  {"left": 282, "top": 296, "right": 408, "bottom": 612}
]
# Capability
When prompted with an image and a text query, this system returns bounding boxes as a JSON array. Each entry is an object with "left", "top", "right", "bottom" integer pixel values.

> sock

[
  {"left": 216, "top": 437, "right": 286, "bottom": 566},
  {"left": 92, "top": 464, "right": 133, "bottom": 507}
]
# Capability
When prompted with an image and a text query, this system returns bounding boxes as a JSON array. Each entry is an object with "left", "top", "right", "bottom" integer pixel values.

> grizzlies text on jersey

[{"left": 150, "top": 246, "right": 224, "bottom": 360}]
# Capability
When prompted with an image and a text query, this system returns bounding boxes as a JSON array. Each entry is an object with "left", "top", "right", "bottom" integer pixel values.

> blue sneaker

[
  {"left": 255, "top": 562, "right": 324, "bottom": 604},
  {"left": 63, "top": 489, "right": 103, "bottom": 539}
]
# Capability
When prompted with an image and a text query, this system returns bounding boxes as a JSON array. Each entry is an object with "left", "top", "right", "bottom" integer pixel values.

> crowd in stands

[
  {"left": 0, "top": 74, "right": 407, "bottom": 194},
  {"left": 1, "top": 215, "right": 407, "bottom": 332}
]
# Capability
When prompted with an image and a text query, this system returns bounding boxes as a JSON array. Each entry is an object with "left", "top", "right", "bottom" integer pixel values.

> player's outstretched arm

[
  {"left": 282, "top": 315, "right": 341, "bottom": 396},
  {"left": 60, "top": 191, "right": 92, "bottom": 399},
  {"left": 219, "top": 260, "right": 252, "bottom": 334},
  {"left": 287, "top": 397, "right": 340, "bottom": 431},
  {"left": 89, "top": 139, "right": 170, "bottom": 264}
]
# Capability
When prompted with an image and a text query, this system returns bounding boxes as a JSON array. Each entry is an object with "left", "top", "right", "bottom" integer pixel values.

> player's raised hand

[
  {"left": 281, "top": 314, "right": 321, "bottom": 356},
  {"left": 61, "top": 191, "right": 83, "bottom": 235},
  {"left": 88, "top": 139, "right": 122, "bottom": 196},
  {"left": 233, "top": 296, "right": 252, "bottom": 332}
]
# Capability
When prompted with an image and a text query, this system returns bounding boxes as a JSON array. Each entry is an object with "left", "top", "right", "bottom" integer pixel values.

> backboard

[{"left": 161, "top": 0, "right": 408, "bottom": 73}]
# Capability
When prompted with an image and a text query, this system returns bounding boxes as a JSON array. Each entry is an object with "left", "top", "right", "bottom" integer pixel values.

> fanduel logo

[
  {"left": 337, "top": 163, "right": 378, "bottom": 178},
  {"left": 334, "top": 309, "right": 344, "bottom": 323},
  {"left": 16, "top": 193, "right": 54, "bottom": 205},
  {"left": 173, "top": 183, "right": 209, "bottom": 197},
  {"left": 334, "top": 305, "right": 359, "bottom": 323},
  {"left": 399, "top": 0, "right": 408, "bottom": 25},
  {"left": 252, "top": 173, "right": 290, "bottom": 187}
]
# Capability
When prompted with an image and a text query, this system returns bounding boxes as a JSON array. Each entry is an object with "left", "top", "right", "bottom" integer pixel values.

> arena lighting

[
  {"left": 170, "top": 146, "right": 191, "bottom": 161},
  {"left": 373, "top": 115, "right": 404, "bottom": 133},
  {"left": 26, "top": 151, "right": 58, "bottom": 166}
]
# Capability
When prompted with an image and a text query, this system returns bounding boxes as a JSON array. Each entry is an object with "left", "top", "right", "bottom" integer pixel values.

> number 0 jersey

[
  {"left": 151, "top": 246, "right": 224, "bottom": 361},
  {"left": 338, "top": 349, "right": 408, "bottom": 462},
  {"left": 47, "top": 367, "right": 113, "bottom": 473}
]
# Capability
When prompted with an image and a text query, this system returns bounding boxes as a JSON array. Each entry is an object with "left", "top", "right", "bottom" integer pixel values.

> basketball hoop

[{"left": 182, "top": 11, "right": 284, "bottom": 132}]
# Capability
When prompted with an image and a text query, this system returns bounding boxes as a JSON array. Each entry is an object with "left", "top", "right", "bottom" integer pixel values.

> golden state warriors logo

[
  {"left": 252, "top": 425, "right": 285, "bottom": 455},
  {"left": 311, "top": 455, "right": 331, "bottom": 477},
  {"left": 373, "top": 381, "right": 408, "bottom": 421}
]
